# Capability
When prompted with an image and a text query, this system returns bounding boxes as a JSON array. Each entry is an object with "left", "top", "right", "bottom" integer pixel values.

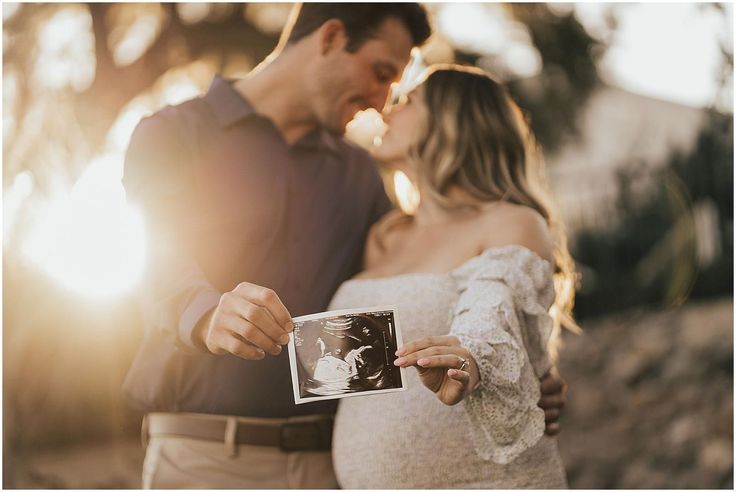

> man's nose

[{"left": 368, "top": 85, "right": 392, "bottom": 112}]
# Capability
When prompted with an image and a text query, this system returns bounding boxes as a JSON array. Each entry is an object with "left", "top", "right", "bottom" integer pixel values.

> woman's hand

[{"left": 394, "top": 335, "right": 479, "bottom": 406}]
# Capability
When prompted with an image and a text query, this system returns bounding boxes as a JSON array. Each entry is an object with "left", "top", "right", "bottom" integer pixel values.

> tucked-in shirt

[{"left": 123, "top": 75, "right": 391, "bottom": 418}]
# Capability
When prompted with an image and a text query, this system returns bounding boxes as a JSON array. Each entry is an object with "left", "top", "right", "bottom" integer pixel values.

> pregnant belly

[{"left": 332, "top": 383, "right": 474, "bottom": 489}]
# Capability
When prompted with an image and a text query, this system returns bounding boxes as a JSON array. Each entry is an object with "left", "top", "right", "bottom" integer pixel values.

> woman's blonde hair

[{"left": 410, "top": 64, "right": 581, "bottom": 356}]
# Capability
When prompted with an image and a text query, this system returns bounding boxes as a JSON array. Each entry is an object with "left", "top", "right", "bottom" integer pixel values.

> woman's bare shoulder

[
  {"left": 480, "top": 202, "right": 554, "bottom": 263},
  {"left": 363, "top": 209, "right": 413, "bottom": 270}
]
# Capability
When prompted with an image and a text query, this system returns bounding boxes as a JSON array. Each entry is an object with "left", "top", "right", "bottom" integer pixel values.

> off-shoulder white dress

[{"left": 329, "top": 246, "right": 568, "bottom": 489}]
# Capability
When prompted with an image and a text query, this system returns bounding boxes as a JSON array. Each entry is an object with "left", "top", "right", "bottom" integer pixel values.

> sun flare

[{"left": 21, "top": 156, "right": 146, "bottom": 299}]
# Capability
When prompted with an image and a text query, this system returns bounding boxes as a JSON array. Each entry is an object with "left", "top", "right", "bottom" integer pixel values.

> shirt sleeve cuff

[{"left": 178, "top": 289, "right": 221, "bottom": 351}]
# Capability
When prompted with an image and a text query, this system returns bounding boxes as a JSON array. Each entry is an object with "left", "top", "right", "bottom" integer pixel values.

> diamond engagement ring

[{"left": 458, "top": 358, "right": 470, "bottom": 371}]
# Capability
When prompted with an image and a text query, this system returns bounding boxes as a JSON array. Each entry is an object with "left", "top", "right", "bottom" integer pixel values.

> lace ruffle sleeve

[{"left": 450, "top": 246, "right": 555, "bottom": 464}]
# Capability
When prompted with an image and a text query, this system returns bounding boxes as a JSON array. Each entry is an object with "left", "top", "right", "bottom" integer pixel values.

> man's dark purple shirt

[{"left": 123, "top": 76, "right": 391, "bottom": 418}]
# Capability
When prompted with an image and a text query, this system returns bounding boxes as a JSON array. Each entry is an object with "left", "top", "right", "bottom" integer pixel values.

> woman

[{"left": 328, "top": 65, "right": 577, "bottom": 488}]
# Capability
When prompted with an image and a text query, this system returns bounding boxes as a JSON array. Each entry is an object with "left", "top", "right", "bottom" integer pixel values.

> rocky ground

[
  {"left": 557, "top": 297, "right": 733, "bottom": 488},
  {"left": 7, "top": 297, "right": 733, "bottom": 489}
]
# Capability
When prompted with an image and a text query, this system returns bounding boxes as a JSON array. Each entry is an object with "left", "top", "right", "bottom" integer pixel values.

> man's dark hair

[{"left": 284, "top": 3, "right": 432, "bottom": 52}]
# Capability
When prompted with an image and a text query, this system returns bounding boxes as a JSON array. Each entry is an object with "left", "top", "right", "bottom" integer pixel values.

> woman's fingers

[
  {"left": 396, "top": 335, "right": 460, "bottom": 357},
  {"left": 394, "top": 346, "right": 467, "bottom": 367},
  {"left": 447, "top": 368, "right": 470, "bottom": 384},
  {"left": 440, "top": 369, "right": 470, "bottom": 406},
  {"left": 414, "top": 354, "right": 466, "bottom": 369}
]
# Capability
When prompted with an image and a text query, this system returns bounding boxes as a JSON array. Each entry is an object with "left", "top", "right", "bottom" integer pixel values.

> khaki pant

[{"left": 142, "top": 435, "right": 338, "bottom": 489}]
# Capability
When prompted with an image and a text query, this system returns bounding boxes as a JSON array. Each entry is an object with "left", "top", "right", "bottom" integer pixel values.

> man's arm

[{"left": 124, "top": 115, "right": 292, "bottom": 358}]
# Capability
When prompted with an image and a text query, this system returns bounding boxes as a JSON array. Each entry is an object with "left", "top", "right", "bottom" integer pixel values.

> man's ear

[{"left": 318, "top": 19, "right": 348, "bottom": 55}]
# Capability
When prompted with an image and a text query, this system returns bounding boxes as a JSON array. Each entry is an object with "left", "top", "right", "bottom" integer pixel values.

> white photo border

[{"left": 287, "top": 305, "right": 407, "bottom": 405}]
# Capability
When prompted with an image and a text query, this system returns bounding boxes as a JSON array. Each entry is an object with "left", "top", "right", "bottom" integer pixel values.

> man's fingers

[
  {"left": 544, "top": 422, "right": 561, "bottom": 436},
  {"left": 235, "top": 283, "right": 293, "bottom": 331},
  {"left": 539, "top": 393, "right": 565, "bottom": 410},
  {"left": 539, "top": 372, "right": 567, "bottom": 395},
  {"left": 232, "top": 321, "right": 283, "bottom": 356},
  {"left": 544, "top": 407, "right": 561, "bottom": 423},
  {"left": 208, "top": 311, "right": 281, "bottom": 356},
  {"left": 540, "top": 374, "right": 565, "bottom": 395},
  {"left": 206, "top": 328, "right": 265, "bottom": 360},
  {"left": 225, "top": 337, "right": 266, "bottom": 360},
  {"left": 232, "top": 300, "right": 290, "bottom": 346}
]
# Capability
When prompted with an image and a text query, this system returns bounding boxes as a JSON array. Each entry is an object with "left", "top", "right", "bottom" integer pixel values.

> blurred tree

[
  {"left": 3, "top": 2, "right": 611, "bottom": 188},
  {"left": 571, "top": 1, "right": 733, "bottom": 320},
  {"left": 507, "top": 3, "right": 606, "bottom": 153},
  {"left": 452, "top": 3, "right": 608, "bottom": 153},
  {"left": 3, "top": 3, "right": 281, "bottom": 183},
  {"left": 573, "top": 111, "right": 734, "bottom": 320}
]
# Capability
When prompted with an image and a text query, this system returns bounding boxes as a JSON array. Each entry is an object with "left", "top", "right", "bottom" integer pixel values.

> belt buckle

[{"left": 279, "top": 420, "right": 327, "bottom": 452}]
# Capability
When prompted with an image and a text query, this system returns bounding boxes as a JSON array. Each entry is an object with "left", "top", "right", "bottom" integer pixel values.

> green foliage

[
  {"left": 451, "top": 5, "right": 604, "bottom": 153},
  {"left": 507, "top": 4, "right": 604, "bottom": 153}
]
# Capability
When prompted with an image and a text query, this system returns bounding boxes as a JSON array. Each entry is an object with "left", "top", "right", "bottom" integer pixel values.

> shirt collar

[{"left": 203, "top": 75, "right": 257, "bottom": 128}]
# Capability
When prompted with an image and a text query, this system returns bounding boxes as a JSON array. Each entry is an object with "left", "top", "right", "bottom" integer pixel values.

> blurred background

[{"left": 3, "top": 2, "right": 733, "bottom": 488}]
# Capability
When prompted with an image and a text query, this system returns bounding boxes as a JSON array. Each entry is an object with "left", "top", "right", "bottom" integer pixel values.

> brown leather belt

[{"left": 144, "top": 412, "right": 333, "bottom": 452}]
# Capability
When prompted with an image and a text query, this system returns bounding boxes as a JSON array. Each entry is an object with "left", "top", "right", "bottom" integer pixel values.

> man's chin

[
  {"left": 324, "top": 121, "right": 348, "bottom": 136},
  {"left": 319, "top": 112, "right": 355, "bottom": 136}
]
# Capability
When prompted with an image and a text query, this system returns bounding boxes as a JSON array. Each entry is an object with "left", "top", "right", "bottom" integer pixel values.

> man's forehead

[{"left": 357, "top": 17, "right": 415, "bottom": 71}]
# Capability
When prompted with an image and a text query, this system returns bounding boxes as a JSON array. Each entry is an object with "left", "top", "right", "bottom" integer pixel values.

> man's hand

[
  {"left": 197, "top": 282, "right": 293, "bottom": 360},
  {"left": 538, "top": 368, "right": 567, "bottom": 436}
]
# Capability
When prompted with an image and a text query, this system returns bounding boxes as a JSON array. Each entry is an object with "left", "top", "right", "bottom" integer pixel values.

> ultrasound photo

[{"left": 287, "top": 306, "right": 407, "bottom": 404}]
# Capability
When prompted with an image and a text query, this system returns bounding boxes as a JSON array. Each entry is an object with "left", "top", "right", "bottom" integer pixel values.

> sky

[{"left": 593, "top": 2, "right": 732, "bottom": 111}]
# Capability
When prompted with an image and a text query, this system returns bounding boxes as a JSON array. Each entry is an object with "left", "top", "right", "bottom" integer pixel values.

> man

[{"left": 123, "top": 3, "right": 566, "bottom": 489}]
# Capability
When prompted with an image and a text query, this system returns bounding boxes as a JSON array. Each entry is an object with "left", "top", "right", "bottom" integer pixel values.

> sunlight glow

[
  {"left": 493, "top": 42, "right": 542, "bottom": 80},
  {"left": 393, "top": 48, "right": 427, "bottom": 99},
  {"left": 22, "top": 155, "right": 146, "bottom": 299},
  {"left": 113, "top": 12, "right": 161, "bottom": 66},
  {"left": 158, "top": 70, "right": 204, "bottom": 106},
  {"left": 345, "top": 109, "right": 386, "bottom": 150},
  {"left": 4, "top": 72, "right": 17, "bottom": 140},
  {"left": 437, "top": 4, "right": 541, "bottom": 80},
  {"left": 393, "top": 171, "right": 420, "bottom": 216},
  {"left": 3, "top": 3, "right": 20, "bottom": 22},
  {"left": 244, "top": 4, "right": 292, "bottom": 35},
  {"left": 4, "top": 171, "right": 34, "bottom": 246},
  {"left": 15, "top": 62, "right": 218, "bottom": 299},
  {"left": 177, "top": 3, "right": 211, "bottom": 25},
  {"left": 577, "top": 3, "right": 732, "bottom": 110},
  {"left": 606, "top": 4, "right": 730, "bottom": 109},
  {"left": 107, "top": 100, "right": 152, "bottom": 153},
  {"left": 34, "top": 7, "right": 95, "bottom": 91}
]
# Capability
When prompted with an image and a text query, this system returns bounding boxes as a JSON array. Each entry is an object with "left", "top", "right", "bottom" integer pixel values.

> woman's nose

[{"left": 382, "top": 108, "right": 393, "bottom": 122}]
